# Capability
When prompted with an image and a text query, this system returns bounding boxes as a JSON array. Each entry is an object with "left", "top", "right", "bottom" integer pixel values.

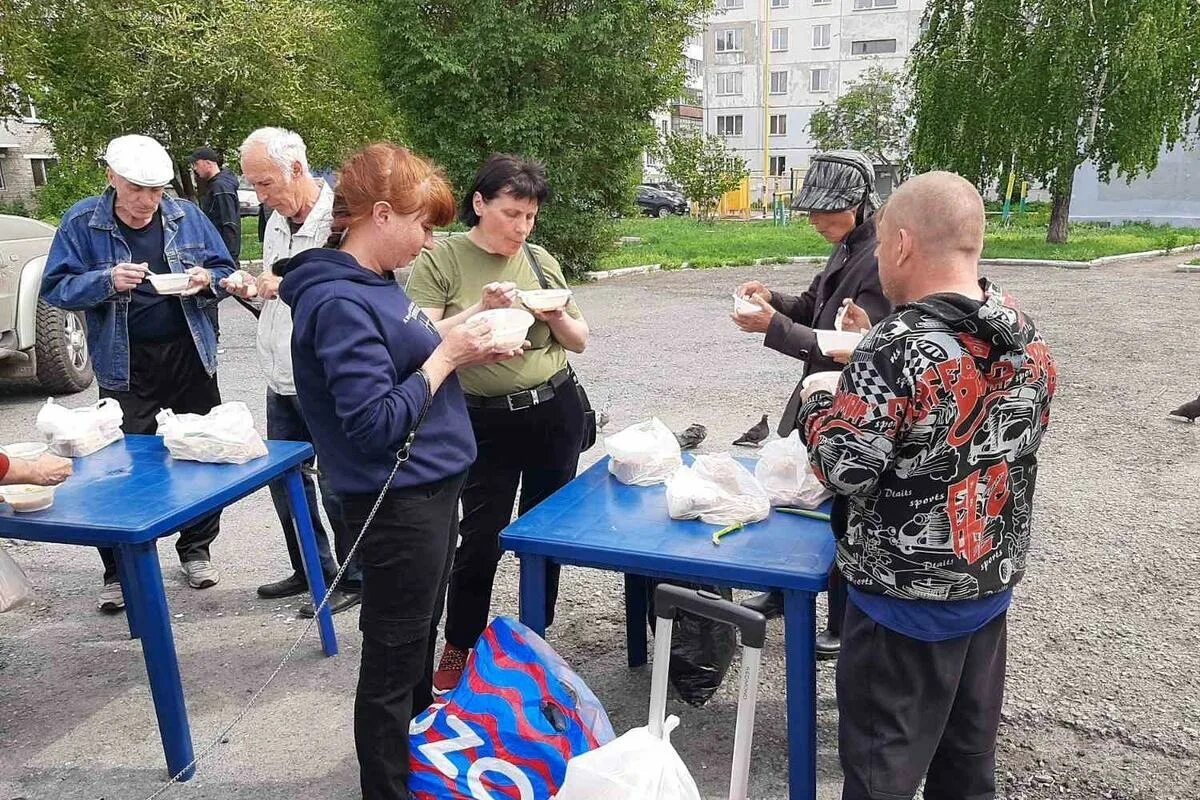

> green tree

[
  {"left": 0, "top": 0, "right": 403, "bottom": 198},
  {"left": 374, "top": 0, "right": 711, "bottom": 276},
  {"left": 807, "top": 65, "right": 910, "bottom": 183},
  {"left": 657, "top": 129, "right": 747, "bottom": 221},
  {"left": 909, "top": 0, "right": 1200, "bottom": 243}
]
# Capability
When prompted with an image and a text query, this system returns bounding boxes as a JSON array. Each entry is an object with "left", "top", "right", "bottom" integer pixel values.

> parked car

[
  {"left": 0, "top": 214, "right": 94, "bottom": 393},
  {"left": 636, "top": 184, "right": 689, "bottom": 217},
  {"left": 237, "top": 177, "right": 260, "bottom": 217}
]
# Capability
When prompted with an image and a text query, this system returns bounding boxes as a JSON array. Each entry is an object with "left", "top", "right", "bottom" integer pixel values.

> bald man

[{"left": 794, "top": 172, "right": 1058, "bottom": 800}]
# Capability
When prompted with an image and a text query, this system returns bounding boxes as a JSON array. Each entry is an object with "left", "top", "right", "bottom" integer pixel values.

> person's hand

[
  {"left": 440, "top": 318, "right": 524, "bottom": 368},
  {"left": 219, "top": 270, "right": 259, "bottom": 300},
  {"left": 180, "top": 266, "right": 212, "bottom": 296},
  {"left": 732, "top": 294, "right": 776, "bottom": 333},
  {"left": 837, "top": 298, "right": 872, "bottom": 333},
  {"left": 480, "top": 282, "right": 517, "bottom": 310},
  {"left": 828, "top": 349, "right": 853, "bottom": 365},
  {"left": 4, "top": 453, "right": 73, "bottom": 486},
  {"left": 532, "top": 308, "right": 565, "bottom": 323},
  {"left": 255, "top": 273, "right": 282, "bottom": 301},
  {"left": 801, "top": 371, "right": 841, "bottom": 402},
  {"left": 737, "top": 280, "right": 771, "bottom": 303},
  {"left": 111, "top": 262, "right": 148, "bottom": 292}
]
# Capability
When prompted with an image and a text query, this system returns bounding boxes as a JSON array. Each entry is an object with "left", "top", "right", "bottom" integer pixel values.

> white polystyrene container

[
  {"left": 2, "top": 484, "right": 55, "bottom": 513},
  {"left": 147, "top": 273, "right": 191, "bottom": 295},
  {"left": 519, "top": 289, "right": 572, "bottom": 312},
  {"left": 471, "top": 308, "right": 535, "bottom": 350}
]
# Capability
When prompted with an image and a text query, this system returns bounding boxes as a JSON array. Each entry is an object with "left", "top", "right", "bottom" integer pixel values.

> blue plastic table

[
  {"left": 0, "top": 434, "right": 338, "bottom": 781},
  {"left": 500, "top": 456, "right": 835, "bottom": 800}
]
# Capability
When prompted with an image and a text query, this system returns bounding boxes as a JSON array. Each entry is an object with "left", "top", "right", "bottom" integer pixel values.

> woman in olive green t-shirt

[{"left": 406, "top": 154, "right": 589, "bottom": 693}]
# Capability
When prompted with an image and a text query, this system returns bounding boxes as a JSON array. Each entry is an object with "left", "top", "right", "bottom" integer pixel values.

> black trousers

[
  {"left": 97, "top": 336, "right": 222, "bottom": 585},
  {"left": 837, "top": 599, "right": 1007, "bottom": 800},
  {"left": 443, "top": 382, "right": 584, "bottom": 650},
  {"left": 347, "top": 471, "right": 466, "bottom": 800},
  {"left": 827, "top": 495, "right": 850, "bottom": 636}
]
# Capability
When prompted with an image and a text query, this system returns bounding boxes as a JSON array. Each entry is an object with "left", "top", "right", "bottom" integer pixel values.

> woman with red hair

[{"left": 280, "top": 143, "right": 522, "bottom": 799}]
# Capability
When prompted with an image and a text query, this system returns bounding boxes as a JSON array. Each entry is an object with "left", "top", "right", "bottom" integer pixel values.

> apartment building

[
  {"left": 645, "top": 36, "right": 706, "bottom": 180},
  {"left": 703, "top": 0, "right": 926, "bottom": 201},
  {"left": 0, "top": 100, "right": 57, "bottom": 211}
]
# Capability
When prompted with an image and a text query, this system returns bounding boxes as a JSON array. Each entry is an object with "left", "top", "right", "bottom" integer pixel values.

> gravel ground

[{"left": 1, "top": 253, "right": 1198, "bottom": 799}]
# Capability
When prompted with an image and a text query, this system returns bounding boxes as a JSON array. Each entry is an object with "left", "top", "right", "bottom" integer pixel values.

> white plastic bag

[
  {"left": 36, "top": 397, "right": 124, "bottom": 457},
  {"left": 0, "top": 545, "right": 34, "bottom": 613},
  {"left": 156, "top": 402, "right": 268, "bottom": 465},
  {"left": 755, "top": 431, "right": 832, "bottom": 509},
  {"left": 665, "top": 454, "right": 770, "bottom": 527},
  {"left": 606, "top": 418, "right": 682, "bottom": 486},
  {"left": 555, "top": 717, "right": 701, "bottom": 800}
]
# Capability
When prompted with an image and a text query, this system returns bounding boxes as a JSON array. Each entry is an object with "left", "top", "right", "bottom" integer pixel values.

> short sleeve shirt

[{"left": 406, "top": 234, "right": 583, "bottom": 397}]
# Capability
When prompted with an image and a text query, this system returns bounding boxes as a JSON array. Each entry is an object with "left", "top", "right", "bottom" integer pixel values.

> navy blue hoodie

[{"left": 280, "top": 248, "right": 476, "bottom": 495}]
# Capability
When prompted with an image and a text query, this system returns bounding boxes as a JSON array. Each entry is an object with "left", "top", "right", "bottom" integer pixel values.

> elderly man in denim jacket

[{"left": 42, "top": 134, "right": 235, "bottom": 613}]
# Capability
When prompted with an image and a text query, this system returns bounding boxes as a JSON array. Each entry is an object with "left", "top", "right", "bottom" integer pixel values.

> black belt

[{"left": 465, "top": 369, "right": 572, "bottom": 412}]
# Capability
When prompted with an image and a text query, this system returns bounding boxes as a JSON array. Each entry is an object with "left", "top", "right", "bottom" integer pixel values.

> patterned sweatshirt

[{"left": 798, "top": 280, "right": 1057, "bottom": 602}]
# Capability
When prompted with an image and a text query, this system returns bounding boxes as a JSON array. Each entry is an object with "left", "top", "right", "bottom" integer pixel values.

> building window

[
  {"left": 853, "top": 0, "right": 897, "bottom": 9},
  {"left": 771, "top": 0, "right": 789, "bottom": 7},
  {"left": 811, "top": 67, "right": 830, "bottom": 92},
  {"left": 721, "top": 0, "right": 744, "bottom": 7},
  {"left": 0, "top": 160, "right": 6, "bottom": 190},
  {"left": 812, "top": 23, "right": 831, "bottom": 48},
  {"left": 717, "top": 115, "right": 744, "bottom": 136},
  {"left": 716, "top": 29, "right": 743, "bottom": 53},
  {"left": 770, "top": 114, "right": 788, "bottom": 136},
  {"left": 716, "top": 72, "right": 744, "bottom": 95},
  {"left": 813, "top": 0, "right": 832, "bottom": 5},
  {"left": 770, "top": 155, "right": 787, "bottom": 177},
  {"left": 771, "top": 27, "right": 790, "bottom": 52},
  {"left": 851, "top": 38, "right": 898, "bottom": 54},
  {"left": 30, "top": 158, "right": 57, "bottom": 188},
  {"left": 770, "top": 71, "right": 788, "bottom": 95}
]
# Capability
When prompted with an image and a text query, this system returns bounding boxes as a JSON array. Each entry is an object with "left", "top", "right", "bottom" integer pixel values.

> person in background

[
  {"left": 281, "top": 142, "right": 522, "bottom": 800},
  {"left": 731, "top": 149, "right": 892, "bottom": 659},
  {"left": 41, "top": 134, "right": 233, "bottom": 612},
  {"left": 223, "top": 126, "right": 357, "bottom": 615},
  {"left": 406, "top": 154, "right": 589, "bottom": 694},
  {"left": 190, "top": 146, "right": 240, "bottom": 353},
  {"left": 798, "top": 171, "right": 1056, "bottom": 800}
]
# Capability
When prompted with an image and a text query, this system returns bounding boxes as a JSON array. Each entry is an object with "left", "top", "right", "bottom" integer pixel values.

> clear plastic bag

[
  {"left": 0, "top": 545, "right": 34, "bottom": 613},
  {"left": 665, "top": 454, "right": 770, "bottom": 527},
  {"left": 156, "top": 402, "right": 268, "bottom": 465},
  {"left": 36, "top": 397, "right": 124, "bottom": 458},
  {"left": 606, "top": 418, "right": 682, "bottom": 486},
  {"left": 754, "top": 431, "right": 832, "bottom": 509},
  {"left": 555, "top": 717, "right": 701, "bottom": 800}
]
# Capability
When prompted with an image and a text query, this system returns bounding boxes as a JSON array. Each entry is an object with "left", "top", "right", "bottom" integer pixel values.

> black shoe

[
  {"left": 815, "top": 628, "right": 841, "bottom": 660},
  {"left": 300, "top": 589, "right": 362, "bottom": 618},
  {"left": 741, "top": 590, "right": 785, "bottom": 620},
  {"left": 257, "top": 572, "right": 308, "bottom": 599}
]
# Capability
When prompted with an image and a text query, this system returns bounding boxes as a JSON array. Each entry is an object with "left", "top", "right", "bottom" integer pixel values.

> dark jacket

[
  {"left": 798, "top": 280, "right": 1057, "bottom": 602},
  {"left": 280, "top": 248, "right": 477, "bottom": 495},
  {"left": 766, "top": 216, "right": 890, "bottom": 436},
  {"left": 199, "top": 168, "right": 241, "bottom": 260}
]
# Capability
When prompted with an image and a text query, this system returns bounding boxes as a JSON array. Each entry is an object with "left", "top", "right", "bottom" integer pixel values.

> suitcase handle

[{"left": 653, "top": 584, "right": 768, "bottom": 649}]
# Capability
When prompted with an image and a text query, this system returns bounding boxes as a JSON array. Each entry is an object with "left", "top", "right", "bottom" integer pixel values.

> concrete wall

[
  {"left": 0, "top": 119, "right": 56, "bottom": 210},
  {"left": 1071, "top": 140, "right": 1200, "bottom": 227}
]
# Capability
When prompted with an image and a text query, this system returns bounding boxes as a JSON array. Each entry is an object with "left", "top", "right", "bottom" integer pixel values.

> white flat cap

[{"left": 104, "top": 135, "right": 175, "bottom": 187}]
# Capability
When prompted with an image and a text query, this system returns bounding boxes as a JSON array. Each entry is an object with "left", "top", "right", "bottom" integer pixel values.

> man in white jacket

[{"left": 225, "top": 127, "right": 361, "bottom": 615}]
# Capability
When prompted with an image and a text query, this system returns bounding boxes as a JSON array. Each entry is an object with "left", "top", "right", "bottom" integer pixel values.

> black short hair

[{"left": 458, "top": 154, "right": 550, "bottom": 227}]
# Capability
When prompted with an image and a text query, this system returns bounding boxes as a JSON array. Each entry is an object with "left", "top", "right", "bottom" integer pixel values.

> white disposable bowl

[
  {"left": 519, "top": 289, "right": 572, "bottom": 312},
  {"left": 471, "top": 308, "right": 535, "bottom": 350},
  {"left": 147, "top": 273, "right": 192, "bottom": 295},
  {"left": 2, "top": 442, "right": 48, "bottom": 460},
  {"left": 816, "top": 329, "right": 864, "bottom": 355},
  {"left": 802, "top": 370, "right": 842, "bottom": 396},
  {"left": 3, "top": 484, "right": 55, "bottom": 512}
]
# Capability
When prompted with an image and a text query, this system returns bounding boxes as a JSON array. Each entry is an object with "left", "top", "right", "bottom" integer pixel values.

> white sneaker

[
  {"left": 180, "top": 560, "right": 220, "bottom": 589},
  {"left": 98, "top": 582, "right": 125, "bottom": 612}
]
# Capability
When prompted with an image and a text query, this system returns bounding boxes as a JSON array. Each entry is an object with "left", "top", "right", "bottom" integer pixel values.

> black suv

[{"left": 635, "top": 184, "right": 689, "bottom": 217}]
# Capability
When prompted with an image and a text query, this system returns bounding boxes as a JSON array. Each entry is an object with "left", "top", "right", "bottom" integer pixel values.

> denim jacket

[{"left": 42, "top": 188, "right": 235, "bottom": 391}]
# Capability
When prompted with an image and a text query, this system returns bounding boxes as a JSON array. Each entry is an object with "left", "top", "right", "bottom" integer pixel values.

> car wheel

[
  {"left": 652, "top": 206, "right": 665, "bottom": 218},
  {"left": 35, "top": 299, "right": 93, "bottom": 394}
]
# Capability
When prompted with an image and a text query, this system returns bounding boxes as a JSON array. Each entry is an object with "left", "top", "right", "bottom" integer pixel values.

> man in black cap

[
  {"left": 190, "top": 147, "right": 241, "bottom": 262},
  {"left": 731, "top": 149, "right": 893, "bottom": 658}
]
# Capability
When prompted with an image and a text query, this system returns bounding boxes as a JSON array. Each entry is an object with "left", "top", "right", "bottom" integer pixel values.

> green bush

[
  {"left": 35, "top": 158, "right": 107, "bottom": 222},
  {"left": 0, "top": 199, "right": 32, "bottom": 217}
]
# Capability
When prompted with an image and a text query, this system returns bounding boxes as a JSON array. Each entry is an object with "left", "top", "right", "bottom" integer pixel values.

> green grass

[
  {"left": 1188, "top": 257, "right": 1200, "bottom": 266},
  {"left": 240, "top": 216, "right": 262, "bottom": 261},
  {"left": 592, "top": 217, "right": 1200, "bottom": 271}
]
